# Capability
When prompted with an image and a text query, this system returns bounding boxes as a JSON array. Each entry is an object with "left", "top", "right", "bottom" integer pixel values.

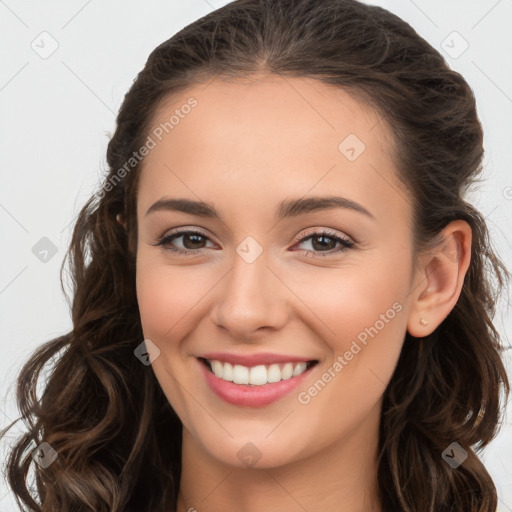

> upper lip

[{"left": 199, "top": 352, "right": 318, "bottom": 367}]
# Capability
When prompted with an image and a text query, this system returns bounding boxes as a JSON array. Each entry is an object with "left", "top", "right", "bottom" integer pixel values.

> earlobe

[
  {"left": 407, "top": 220, "right": 472, "bottom": 338},
  {"left": 116, "top": 213, "right": 126, "bottom": 229}
]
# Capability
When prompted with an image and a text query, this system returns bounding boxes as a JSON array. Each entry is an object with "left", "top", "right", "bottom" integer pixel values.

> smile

[
  {"left": 197, "top": 356, "right": 319, "bottom": 407},
  {"left": 202, "top": 358, "right": 316, "bottom": 385}
]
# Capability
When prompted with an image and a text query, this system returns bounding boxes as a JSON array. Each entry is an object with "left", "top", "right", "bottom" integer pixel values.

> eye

[
  {"left": 150, "top": 227, "right": 355, "bottom": 258},
  {"left": 292, "top": 229, "right": 355, "bottom": 258},
  {"left": 150, "top": 229, "right": 216, "bottom": 256}
]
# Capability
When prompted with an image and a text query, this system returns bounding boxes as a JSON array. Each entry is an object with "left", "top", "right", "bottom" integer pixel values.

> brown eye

[
  {"left": 151, "top": 229, "right": 216, "bottom": 255},
  {"left": 310, "top": 234, "right": 338, "bottom": 251},
  {"left": 294, "top": 230, "right": 354, "bottom": 258},
  {"left": 180, "top": 233, "right": 207, "bottom": 250}
]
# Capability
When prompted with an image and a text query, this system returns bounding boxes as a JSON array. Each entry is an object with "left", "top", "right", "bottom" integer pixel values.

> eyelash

[{"left": 150, "top": 228, "right": 355, "bottom": 259}]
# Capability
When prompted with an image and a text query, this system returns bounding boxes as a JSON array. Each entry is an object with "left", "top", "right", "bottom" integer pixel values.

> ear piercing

[{"left": 419, "top": 317, "right": 429, "bottom": 326}]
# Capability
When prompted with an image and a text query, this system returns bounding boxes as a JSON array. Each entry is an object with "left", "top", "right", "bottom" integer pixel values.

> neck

[{"left": 176, "top": 409, "right": 382, "bottom": 512}]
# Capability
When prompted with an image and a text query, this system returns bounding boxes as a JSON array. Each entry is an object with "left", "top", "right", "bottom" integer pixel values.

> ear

[
  {"left": 116, "top": 213, "right": 126, "bottom": 229},
  {"left": 407, "top": 220, "right": 472, "bottom": 338}
]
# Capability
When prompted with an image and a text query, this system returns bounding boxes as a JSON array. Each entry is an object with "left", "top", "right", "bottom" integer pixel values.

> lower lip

[{"left": 198, "top": 358, "right": 317, "bottom": 407}]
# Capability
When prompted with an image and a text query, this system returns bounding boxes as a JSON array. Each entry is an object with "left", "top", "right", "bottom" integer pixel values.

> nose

[{"left": 210, "top": 249, "right": 289, "bottom": 341}]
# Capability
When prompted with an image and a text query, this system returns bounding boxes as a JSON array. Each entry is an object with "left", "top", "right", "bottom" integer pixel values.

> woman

[{"left": 1, "top": 0, "right": 509, "bottom": 511}]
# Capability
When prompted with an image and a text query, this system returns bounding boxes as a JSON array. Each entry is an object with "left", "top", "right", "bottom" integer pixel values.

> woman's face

[{"left": 135, "top": 74, "right": 419, "bottom": 468}]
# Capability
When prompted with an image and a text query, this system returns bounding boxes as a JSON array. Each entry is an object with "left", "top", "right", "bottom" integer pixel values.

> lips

[{"left": 196, "top": 353, "right": 319, "bottom": 407}]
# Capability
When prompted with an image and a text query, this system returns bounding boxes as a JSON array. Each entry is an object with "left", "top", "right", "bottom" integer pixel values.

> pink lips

[{"left": 197, "top": 353, "right": 318, "bottom": 407}]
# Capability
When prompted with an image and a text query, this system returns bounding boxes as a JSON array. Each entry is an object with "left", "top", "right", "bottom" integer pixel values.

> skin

[{"left": 121, "top": 73, "right": 472, "bottom": 512}]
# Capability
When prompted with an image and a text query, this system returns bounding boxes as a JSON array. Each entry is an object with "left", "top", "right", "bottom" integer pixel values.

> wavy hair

[{"left": 1, "top": 0, "right": 509, "bottom": 510}]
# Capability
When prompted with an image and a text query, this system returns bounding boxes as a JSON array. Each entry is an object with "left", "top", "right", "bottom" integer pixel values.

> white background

[{"left": 1, "top": 1, "right": 511, "bottom": 510}]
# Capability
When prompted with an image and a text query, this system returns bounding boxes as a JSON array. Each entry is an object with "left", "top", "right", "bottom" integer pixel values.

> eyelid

[{"left": 294, "top": 227, "right": 354, "bottom": 245}]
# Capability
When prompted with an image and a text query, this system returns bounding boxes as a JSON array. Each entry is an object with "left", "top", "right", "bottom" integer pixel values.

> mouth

[
  {"left": 197, "top": 356, "right": 319, "bottom": 407},
  {"left": 198, "top": 357, "right": 318, "bottom": 386}
]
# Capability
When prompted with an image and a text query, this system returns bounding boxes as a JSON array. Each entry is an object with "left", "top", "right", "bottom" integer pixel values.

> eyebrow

[{"left": 145, "top": 195, "right": 375, "bottom": 221}]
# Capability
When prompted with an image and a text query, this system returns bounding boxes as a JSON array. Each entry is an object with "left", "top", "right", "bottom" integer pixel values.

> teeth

[
  {"left": 249, "top": 365, "right": 267, "bottom": 385},
  {"left": 267, "top": 363, "right": 281, "bottom": 383},
  {"left": 233, "top": 364, "right": 249, "bottom": 384},
  {"left": 293, "top": 362, "right": 307, "bottom": 376},
  {"left": 211, "top": 360, "right": 223, "bottom": 376},
  {"left": 207, "top": 359, "right": 311, "bottom": 386},
  {"left": 281, "top": 362, "right": 293, "bottom": 380},
  {"left": 223, "top": 362, "right": 234, "bottom": 381}
]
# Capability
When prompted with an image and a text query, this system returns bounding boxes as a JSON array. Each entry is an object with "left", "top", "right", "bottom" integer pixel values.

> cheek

[
  {"left": 135, "top": 255, "right": 214, "bottom": 341},
  {"left": 288, "top": 259, "right": 407, "bottom": 411},
  {"left": 286, "top": 257, "right": 407, "bottom": 351},
  {"left": 135, "top": 256, "right": 213, "bottom": 419}
]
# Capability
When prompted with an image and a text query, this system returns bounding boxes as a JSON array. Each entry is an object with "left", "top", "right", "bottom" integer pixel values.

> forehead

[
  {"left": 147, "top": 74, "right": 393, "bottom": 163},
  {"left": 137, "top": 74, "right": 408, "bottom": 226}
]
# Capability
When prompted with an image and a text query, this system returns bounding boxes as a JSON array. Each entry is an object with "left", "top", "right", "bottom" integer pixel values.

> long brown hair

[{"left": 1, "top": 1, "right": 509, "bottom": 510}]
